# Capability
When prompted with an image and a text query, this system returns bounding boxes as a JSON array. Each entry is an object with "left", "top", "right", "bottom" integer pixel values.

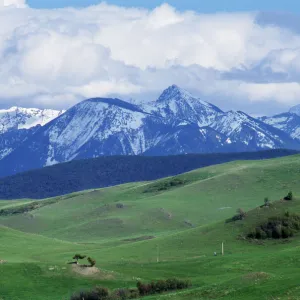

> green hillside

[{"left": 1, "top": 154, "right": 300, "bottom": 299}]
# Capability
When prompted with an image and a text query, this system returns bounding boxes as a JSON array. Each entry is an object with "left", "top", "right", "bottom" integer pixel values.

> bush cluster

[
  {"left": 226, "top": 208, "right": 247, "bottom": 223},
  {"left": 137, "top": 278, "right": 191, "bottom": 296},
  {"left": 110, "top": 288, "right": 139, "bottom": 300},
  {"left": 70, "top": 279, "right": 191, "bottom": 300},
  {"left": 143, "top": 178, "right": 187, "bottom": 193},
  {"left": 70, "top": 287, "right": 109, "bottom": 300},
  {"left": 248, "top": 213, "right": 300, "bottom": 240}
]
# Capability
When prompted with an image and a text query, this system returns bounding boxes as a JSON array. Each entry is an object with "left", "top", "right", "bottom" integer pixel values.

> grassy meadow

[{"left": 1, "top": 154, "right": 300, "bottom": 299}]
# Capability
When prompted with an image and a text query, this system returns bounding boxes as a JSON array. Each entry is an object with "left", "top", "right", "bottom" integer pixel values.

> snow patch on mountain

[
  {"left": 289, "top": 104, "right": 300, "bottom": 117},
  {"left": 0, "top": 106, "right": 65, "bottom": 133},
  {"left": 211, "top": 110, "right": 293, "bottom": 149},
  {"left": 44, "top": 98, "right": 151, "bottom": 161},
  {"left": 260, "top": 113, "right": 300, "bottom": 140},
  {"left": 145, "top": 85, "right": 222, "bottom": 127}
]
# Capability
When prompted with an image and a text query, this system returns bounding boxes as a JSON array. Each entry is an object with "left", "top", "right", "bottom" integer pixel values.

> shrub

[
  {"left": 116, "top": 203, "right": 124, "bottom": 209},
  {"left": 87, "top": 257, "right": 96, "bottom": 267},
  {"left": 226, "top": 208, "right": 247, "bottom": 223},
  {"left": 284, "top": 191, "right": 293, "bottom": 201},
  {"left": 70, "top": 290, "right": 99, "bottom": 300},
  {"left": 72, "top": 254, "right": 86, "bottom": 264},
  {"left": 127, "top": 289, "right": 139, "bottom": 299},
  {"left": 282, "top": 227, "right": 293, "bottom": 239},
  {"left": 255, "top": 228, "right": 267, "bottom": 239},
  {"left": 94, "top": 287, "right": 109, "bottom": 298},
  {"left": 264, "top": 197, "right": 270, "bottom": 206},
  {"left": 154, "top": 280, "right": 169, "bottom": 293},
  {"left": 137, "top": 282, "right": 151, "bottom": 296},
  {"left": 109, "top": 288, "right": 139, "bottom": 300},
  {"left": 272, "top": 224, "right": 282, "bottom": 239},
  {"left": 113, "top": 289, "right": 129, "bottom": 300},
  {"left": 166, "top": 278, "right": 177, "bottom": 290},
  {"left": 237, "top": 208, "right": 246, "bottom": 219}
]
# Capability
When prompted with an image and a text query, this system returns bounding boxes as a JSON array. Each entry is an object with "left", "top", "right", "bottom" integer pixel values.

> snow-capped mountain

[
  {"left": 0, "top": 106, "right": 65, "bottom": 134},
  {"left": 43, "top": 98, "right": 158, "bottom": 165},
  {"left": 211, "top": 110, "right": 299, "bottom": 150},
  {"left": 144, "top": 85, "right": 223, "bottom": 126},
  {"left": 289, "top": 105, "right": 300, "bottom": 117},
  {"left": 0, "top": 85, "right": 300, "bottom": 177},
  {"left": 0, "top": 126, "right": 40, "bottom": 160},
  {"left": 0, "top": 106, "right": 65, "bottom": 160},
  {"left": 260, "top": 113, "right": 300, "bottom": 140}
]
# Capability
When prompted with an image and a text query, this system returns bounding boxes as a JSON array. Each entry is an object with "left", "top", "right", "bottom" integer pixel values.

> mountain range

[{"left": 0, "top": 85, "right": 300, "bottom": 177}]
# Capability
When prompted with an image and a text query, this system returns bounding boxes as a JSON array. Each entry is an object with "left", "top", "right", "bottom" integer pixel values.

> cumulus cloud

[
  {"left": 0, "top": 0, "right": 26, "bottom": 8},
  {"left": 0, "top": 2, "right": 300, "bottom": 114}
]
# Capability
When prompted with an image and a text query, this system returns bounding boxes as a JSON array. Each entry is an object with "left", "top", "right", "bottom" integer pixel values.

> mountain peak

[
  {"left": 289, "top": 104, "right": 300, "bottom": 116},
  {"left": 157, "top": 85, "right": 193, "bottom": 103}
]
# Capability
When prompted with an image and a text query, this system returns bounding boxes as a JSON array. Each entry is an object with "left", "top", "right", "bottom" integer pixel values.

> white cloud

[
  {"left": 207, "top": 81, "right": 300, "bottom": 104},
  {"left": 0, "top": 2, "right": 300, "bottom": 112},
  {"left": 240, "top": 82, "right": 300, "bottom": 103},
  {"left": 259, "top": 48, "right": 300, "bottom": 75},
  {"left": 0, "top": 0, "right": 26, "bottom": 8}
]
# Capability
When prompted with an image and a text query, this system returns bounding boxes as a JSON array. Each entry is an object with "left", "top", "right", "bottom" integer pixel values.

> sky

[
  {"left": 1, "top": 0, "right": 300, "bottom": 115},
  {"left": 27, "top": 0, "right": 300, "bottom": 13}
]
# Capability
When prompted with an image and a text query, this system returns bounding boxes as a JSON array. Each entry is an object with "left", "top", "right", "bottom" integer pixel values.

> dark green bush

[
  {"left": 87, "top": 257, "right": 96, "bottom": 267},
  {"left": 284, "top": 191, "right": 293, "bottom": 201},
  {"left": 109, "top": 288, "right": 139, "bottom": 300},
  {"left": 73, "top": 254, "right": 86, "bottom": 263},
  {"left": 226, "top": 208, "right": 247, "bottom": 223},
  {"left": 264, "top": 197, "right": 271, "bottom": 207},
  {"left": 247, "top": 213, "right": 300, "bottom": 240},
  {"left": 136, "top": 281, "right": 150, "bottom": 296},
  {"left": 70, "top": 290, "right": 100, "bottom": 300},
  {"left": 112, "top": 289, "right": 129, "bottom": 300},
  {"left": 137, "top": 278, "right": 191, "bottom": 295},
  {"left": 94, "top": 287, "right": 110, "bottom": 298},
  {"left": 282, "top": 227, "right": 293, "bottom": 239},
  {"left": 143, "top": 178, "right": 187, "bottom": 193}
]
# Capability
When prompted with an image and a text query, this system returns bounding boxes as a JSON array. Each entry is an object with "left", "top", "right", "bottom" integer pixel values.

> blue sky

[{"left": 27, "top": 0, "right": 300, "bottom": 13}]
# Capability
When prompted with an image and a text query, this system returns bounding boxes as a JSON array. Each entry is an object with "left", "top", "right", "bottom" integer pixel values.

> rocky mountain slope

[
  {"left": 260, "top": 113, "right": 300, "bottom": 141},
  {"left": 0, "top": 107, "right": 64, "bottom": 160},
  {"left": 0, "top": 107, "right": 64, "bottom": 133}
]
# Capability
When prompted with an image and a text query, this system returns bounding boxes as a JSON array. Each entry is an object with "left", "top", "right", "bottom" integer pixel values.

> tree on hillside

[
  {"left": 87, "top": 257, "right": 96, "bottom": 267},
  {"left": 264, "top": 197, "right": 270, "bottom": 207},
  {"left": 73, "top": 254, "right": 86, "bottom": 264},
  {"left": 284, "top": 191, "right": 293, "bottom": 201},
  {"left": 237, "top": 208, "right": 246, "bottom": 220}
]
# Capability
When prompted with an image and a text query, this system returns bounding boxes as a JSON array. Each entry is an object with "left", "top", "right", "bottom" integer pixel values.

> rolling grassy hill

[
  {"left": 1, "top": 154, "right": 300, "bottom": 242},
  {"left": 1, "top": 154, "right": 300, "bottom": 299}
]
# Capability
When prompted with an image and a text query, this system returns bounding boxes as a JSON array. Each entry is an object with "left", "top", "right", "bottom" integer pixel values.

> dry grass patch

[{"left": 71, "top": 264, "right": 114, "bottom": 280}]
